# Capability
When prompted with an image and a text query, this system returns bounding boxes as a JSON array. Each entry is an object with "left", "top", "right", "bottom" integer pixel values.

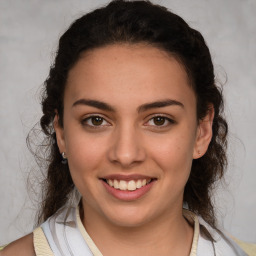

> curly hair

[{"left": 34, "top": 0, "right": 228, "bottom": 227}]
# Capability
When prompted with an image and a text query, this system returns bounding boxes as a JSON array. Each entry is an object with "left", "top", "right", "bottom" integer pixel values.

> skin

[
  {"left": 0, "top": 234, "right": 35, "bottom": 256},
  {"left": 2, "top": 44, "right": 213, "bottom": 255},
  {"left": 55, "top": 44, "right": 214, "bottom": 256}
]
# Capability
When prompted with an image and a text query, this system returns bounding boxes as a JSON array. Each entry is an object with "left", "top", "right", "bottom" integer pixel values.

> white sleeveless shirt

[{"left": 33, "top": 206, "right": 248, "bottom": 256}]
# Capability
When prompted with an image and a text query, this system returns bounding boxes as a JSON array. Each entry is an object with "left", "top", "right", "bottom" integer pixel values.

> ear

[
  {"left": 193, "top": 105, "right": 214, "bottom": 159},
  {"left": 53, "top": 113, "right": 66, "bottom": 154}
]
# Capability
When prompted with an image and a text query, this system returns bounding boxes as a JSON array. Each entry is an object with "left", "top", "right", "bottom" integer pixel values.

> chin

[{"left": 102, "top": 205, "right": 155, "bottom": 228}]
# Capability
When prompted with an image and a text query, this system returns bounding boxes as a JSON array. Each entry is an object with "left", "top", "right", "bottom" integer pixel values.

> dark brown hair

[{"left": 33, "top": 0, "right": 228, "bottom": 227}]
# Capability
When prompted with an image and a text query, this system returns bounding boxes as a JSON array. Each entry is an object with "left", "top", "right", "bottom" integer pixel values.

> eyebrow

[
  {"left": 72, "top": 98, "right": 184, "bottom": 112},
  {"left": 138, "top": 99, "right": 184, "bottom": 112},
  {"left": 72, "top": 99, "right": 115, "bottom": 112}
]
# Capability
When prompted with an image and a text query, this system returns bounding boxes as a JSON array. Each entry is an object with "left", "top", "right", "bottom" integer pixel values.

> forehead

[{"left": 65, "top": 44, "right": 196, "bottom": 112}]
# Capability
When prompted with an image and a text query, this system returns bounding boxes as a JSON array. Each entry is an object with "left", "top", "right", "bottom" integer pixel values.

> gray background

[{"left": 0, "top": 0, "right": 255, "bottom": 245}]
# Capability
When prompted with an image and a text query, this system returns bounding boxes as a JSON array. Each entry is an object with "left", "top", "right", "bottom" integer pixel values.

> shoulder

[{"left": 0, "top": 233, "right": 35, "bottom": 256}]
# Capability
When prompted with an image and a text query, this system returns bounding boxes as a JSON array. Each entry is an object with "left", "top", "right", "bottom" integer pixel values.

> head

[{"left": 37, "top": 0, "right": 227, "bottom": 227}]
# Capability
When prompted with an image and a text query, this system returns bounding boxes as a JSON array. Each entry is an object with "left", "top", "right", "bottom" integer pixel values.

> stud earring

[
  {"left": 198, "top": 150, "right": 201, "bottom": 157},
  {"left": 61, "top": 152, "right": 68, "bottom": 164}
]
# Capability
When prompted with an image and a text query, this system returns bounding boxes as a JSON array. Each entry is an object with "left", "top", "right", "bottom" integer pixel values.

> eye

[
  {"left": 81, "top": 115, "right": 110, "bottom": 128},
  {"left": 146, "top": 115, "right": 175, "bottom": 127}
]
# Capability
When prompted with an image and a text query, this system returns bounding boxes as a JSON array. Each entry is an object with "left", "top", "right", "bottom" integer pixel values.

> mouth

[
  {"left": 100, "top": 175, "right": 157, "bottom": 201},
  {"left": 102, "top": 178, "right": 154, "bottom": 191}
]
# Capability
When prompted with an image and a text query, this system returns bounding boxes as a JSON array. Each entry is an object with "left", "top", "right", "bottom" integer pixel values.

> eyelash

[
  {"left": 81, "top": 115, "right": 110, "bottom": 129},
  {"left": 81, "top": 114, "right": 175, "bottom": 129},
  {"left": 145, "top": 115, "right": 175, "bottom": 128}
]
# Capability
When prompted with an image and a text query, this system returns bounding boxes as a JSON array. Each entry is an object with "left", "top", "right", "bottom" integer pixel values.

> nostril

[{"left": 107, "top": 132, "right": 146, "bottom": 166}]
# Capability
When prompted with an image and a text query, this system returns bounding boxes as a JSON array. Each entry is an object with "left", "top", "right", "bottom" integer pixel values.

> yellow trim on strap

[
  {"left": 231, "top": 236, "right": 256, "bottom": 256},
  {"left": 33, "top": 227, "right": 54, "bottom": 256},
  {"left": 76, "top": 207, "right": 103, "bottom": 256},
  {"left": 0, "top": 245, "right": 7, "bottom": 251}
]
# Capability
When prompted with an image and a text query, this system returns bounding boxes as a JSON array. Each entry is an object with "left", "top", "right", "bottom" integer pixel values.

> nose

[{"left": 107, "top": 124, "right": 146, "bottom": 168}]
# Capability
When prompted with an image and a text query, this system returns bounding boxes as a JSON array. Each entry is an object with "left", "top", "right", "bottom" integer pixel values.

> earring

[
  {"left": 198, "top": 150, "right": 201, "bottom": 157},
  {"left": 61, "top": 152, "right": 68, "bottom": 164}
]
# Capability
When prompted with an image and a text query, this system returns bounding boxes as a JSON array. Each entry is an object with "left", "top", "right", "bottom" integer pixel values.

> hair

[{"left": 33, "top": 0, "right": 228, "bottom": 228}]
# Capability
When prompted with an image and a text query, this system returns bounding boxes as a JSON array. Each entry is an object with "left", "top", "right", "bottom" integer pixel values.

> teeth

[
  {"left": 119, "top": 180, "right": 127, "bottom": 190},
  {"left": 106, "top": 178, "right": 151, "bottom": 191},
  {"left": 136, "top": 180, "right": 142, "bottom": 189},
  {"left": 114, "top": 179, "right": 119, "bottom": 189},
  {"left": 127, "top": 180, "right": 136, "bottom": 191}
]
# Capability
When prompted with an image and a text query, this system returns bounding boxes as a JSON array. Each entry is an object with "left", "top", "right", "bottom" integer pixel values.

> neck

[{"left": 81, "top": 202, "right": 194, "bottom": 256}]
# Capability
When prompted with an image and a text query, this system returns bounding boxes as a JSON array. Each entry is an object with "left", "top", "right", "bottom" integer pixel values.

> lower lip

[{"left": 101, "top": 180, "right": 156, "bottom": 201}]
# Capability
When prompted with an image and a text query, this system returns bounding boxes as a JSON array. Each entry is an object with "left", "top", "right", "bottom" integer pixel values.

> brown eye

[
  {"left": 91, "top": 116, "right": 104, "bottom": 126},
  {"left": 153, "top": 116, "right": 166, "bottom": 126},
  {"left": 145, "top": 115, "right": 175, "bottom": 128},
  {"left": 82, "top": 115, "right": 109, "bottom": 128}
]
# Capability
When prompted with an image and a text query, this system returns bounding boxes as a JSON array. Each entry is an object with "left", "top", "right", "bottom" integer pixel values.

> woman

[{"left": 1, "top": 0, "right": 253, "bottom": 255}]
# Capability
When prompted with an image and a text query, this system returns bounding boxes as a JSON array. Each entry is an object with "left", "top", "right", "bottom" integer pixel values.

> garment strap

[
  {"left": 183, "top": 209, "right": 248, "bottom": 256},
  {"left": 36, "top": 206, "right": 249, "bottom": 256},
  {"left": 196, "top": 218, "right": 248, "bottom": 256},
  {"left": 41, "top": 207, "right": 93, "bottom": 256},
  {"left": 33, "top": 227, "right": 54, "bottom": 256}
]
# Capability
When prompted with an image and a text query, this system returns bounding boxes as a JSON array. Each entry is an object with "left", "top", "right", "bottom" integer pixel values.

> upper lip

[{"left": 100, "top": 174, "right": 156, "bottom": 181}]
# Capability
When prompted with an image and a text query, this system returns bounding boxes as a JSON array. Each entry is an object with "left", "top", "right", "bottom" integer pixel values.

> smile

[
  {"left": 106, "top": 179, "right": 151, "bottom": 191},
  {"left": 100, "top": 175, "right": 156, "bottom": 201}
]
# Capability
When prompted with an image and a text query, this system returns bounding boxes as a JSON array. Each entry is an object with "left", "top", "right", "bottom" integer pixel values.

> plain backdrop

[{"left": 0, "top": 0, "right": 255, "bottom": 245}]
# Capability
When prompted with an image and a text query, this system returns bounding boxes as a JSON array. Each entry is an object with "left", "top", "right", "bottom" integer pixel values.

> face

[{"left": 55, "top": 44, "right": 213, "bottom": 228}]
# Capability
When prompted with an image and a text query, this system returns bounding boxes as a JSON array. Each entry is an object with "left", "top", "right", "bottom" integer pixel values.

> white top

[{"left": 33, "top": 206, "right": 248, "bottom": 256}]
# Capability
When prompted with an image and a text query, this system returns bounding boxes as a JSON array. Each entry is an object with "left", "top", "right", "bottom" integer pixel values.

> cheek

[
  {"left": 64, "top": 133, "right": 107, "bottom": 203},
  {"left": 147, "top": 128, "right": 196, "bottom": 176},
  {"left": 65, "top": 131, "right": 107, "bottom": 180}
]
